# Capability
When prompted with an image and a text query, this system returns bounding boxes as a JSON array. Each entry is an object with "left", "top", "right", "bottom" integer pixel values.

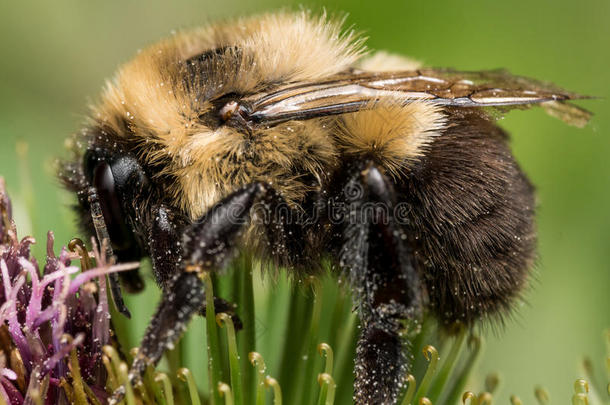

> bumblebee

[{"left": 60, "top": 11, "right": 590, "bottom": 404}]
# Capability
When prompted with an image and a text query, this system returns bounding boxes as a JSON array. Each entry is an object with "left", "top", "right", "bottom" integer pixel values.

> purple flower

[{"left": 0, "top": 178, "right": 137, "bottom": 404}]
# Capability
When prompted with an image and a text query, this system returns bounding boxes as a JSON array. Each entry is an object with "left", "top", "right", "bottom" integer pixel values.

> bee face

[{"left": 59, "top": 10, "right": 590, "bottom": 405}]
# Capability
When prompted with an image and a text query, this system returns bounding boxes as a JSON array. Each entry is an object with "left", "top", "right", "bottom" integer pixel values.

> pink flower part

[
  {"left": 0, "top": 260, "right": 29, "bottom": 363},
  {"left": 0, "top": 369, "right": 16, "bottom": 381},
  {"left": 42, "top": 333, "right": 84, "bottom": 376},
  {"left": 0, "top": 377, "right": 24, "bottom": 404},
  {"left": 68, "top": 262, "right": 139, "bottom": 295}
]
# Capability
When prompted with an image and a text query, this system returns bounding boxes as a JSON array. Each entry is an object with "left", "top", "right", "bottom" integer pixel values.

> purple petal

[
  {"left": 1, "top": 377, "right": 24, "bottom": 405},
  {"left": 68, "top": 262, "right": 139, "bottom": 295},
  {"left": 19, "top": 258, "right": 41, "bottom": 330},
  {"left": 0, "top": 262, "right": 30, "bottom": 365},
  {"left": 0, "top": 369, "right": 16, "bottom": 381},
  {"left": 41, "top": 333, "right": 84, "bottom": 376},
  {"left": 1, "top": 259, "right": 13, "bottom": 299}
]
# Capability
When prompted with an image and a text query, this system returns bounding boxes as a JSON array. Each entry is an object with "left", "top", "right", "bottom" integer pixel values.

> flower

[{"left": 0, "top": 178, "right": 137, "bottom": 404}]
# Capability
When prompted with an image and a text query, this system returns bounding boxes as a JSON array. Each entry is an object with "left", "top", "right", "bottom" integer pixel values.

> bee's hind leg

[
  {"left": 109, "top": 183, "right": 264, "bottom": 404},
  {"left": 333, "top": 161, "right": 422, "bottom": 405}
]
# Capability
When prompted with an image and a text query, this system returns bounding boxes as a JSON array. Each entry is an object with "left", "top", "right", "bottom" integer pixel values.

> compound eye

[{"left": 92, "top": 161, "right": 133, "bottom": 251}]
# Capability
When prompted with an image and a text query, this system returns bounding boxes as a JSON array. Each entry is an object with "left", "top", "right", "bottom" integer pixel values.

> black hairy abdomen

[{"left": 399, "top": 112, "right": 537, "bottom": 326}]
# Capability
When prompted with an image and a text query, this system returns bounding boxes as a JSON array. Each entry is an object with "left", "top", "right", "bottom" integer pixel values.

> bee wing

[{"left": 242, "top": 69, "right": 591, "bottom": 128}]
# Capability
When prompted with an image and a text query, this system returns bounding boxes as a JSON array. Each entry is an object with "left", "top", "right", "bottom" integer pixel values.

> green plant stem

[
  {"left": 178, "top": 368, "right": 202, "bottom": 405},
  {"left": 68, "top": 348, "right": 88, "bottom": 405},
  {"left": 166, "top": 343, "right": 188, "bottom": 405},
  {"left": 237, "top": 253, "right": 256, "bottom": 404},
  {"left": 413, "top": 345, "right": 440, "bottom": 403},
  {"left": 443, "top": 336, "right": 483, "bottom": 405},
  {"left": 333, "top": 312, "right": 359, "bottom": 404},
  {"left": 217, "top": 314, "right": 243, "bottom": 405},
  {"left": 213, "top": 273, "right": 231, "bottom": 381},
  {"left": 249, "top": 353, "right": 267, "bottom": 405},
  {"left": 411, "top": 316, "right": 436, "bottom": 375},
  {"left": 204, "top": 273, "right": 223, "bottom": 405},
  {"left": 219, "top": 383, "right": 234, "bottom": 405},
  {"left": 260, "top": 273, "right": 289, "bottom": 371},
  {"left": 297, "top": 280, "right": 324, "bottom": 405},
  {"left": 316, "top": 344, "right": 334, "bottom": 405},
  {"left": 277, "top": 283, "right": 313, "bottom": 403},
  {"left": 117, "top": 363, "right": 136, "bottom": 405},
  {"left": 317, "top": 374, "right": 336, "bottom": 405},
  {"left": 155, "top": 373, "right": 175, "bottom": 405},
  {"left": 400, "top": 374, "right": 417, "bottom": 405},
  {"left": 143, "top": 365, "right": 167, "bottom": 405},
  {"left": 426, "top": 329, "right": 467, "bottom": 403},
  {"left": 265, "top": 377, "right": 282, "bottom": 405}
]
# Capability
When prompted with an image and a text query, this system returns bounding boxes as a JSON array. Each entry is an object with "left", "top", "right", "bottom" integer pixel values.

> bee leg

[
  {"left": 337, "top": 162, "right": 422, "bottom": 405},
  {"left": 259, "top": 187, "right": 315, "bottom": 268},
  {"left": 109, "top": 183, "right": 264, "bottom": 404},
  {"left": 148, "top": 204, "right": 184, "bottom": 290},
  {"left": 149, "top": 205, "right": 243, "bottom": 329}
]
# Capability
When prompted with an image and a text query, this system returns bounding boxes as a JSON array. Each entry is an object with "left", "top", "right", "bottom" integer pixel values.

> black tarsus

[
  {"left": 336, "top": 161, "right": 422, "bottom": 405},
  {"left": 109, "top": 183, "right": 264, "bottom": 404},
  {"left": 149, "top": 204, "right": 184, "bottom": 290},
  {"left": 108, "top": 273, "right": 131, "bottom": 318},
  {"left": 88, "top": 187, "right": 132, "bottom": 318}
]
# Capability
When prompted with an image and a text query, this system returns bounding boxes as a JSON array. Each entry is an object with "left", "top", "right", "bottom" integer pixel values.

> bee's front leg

[
  {"left": 334, "top": 161, "right": 422, "bottom": 405},
  {"left": 109, "top": 183, "right": 264, "bottom": 404},
  {"left": 149, "top": 204, "right": 244, "bottom": 323}
]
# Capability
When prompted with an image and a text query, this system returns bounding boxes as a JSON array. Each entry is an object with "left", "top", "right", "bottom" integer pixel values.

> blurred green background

[{"left": 1, "top": 0, "right": 608, "bottom": 403}]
